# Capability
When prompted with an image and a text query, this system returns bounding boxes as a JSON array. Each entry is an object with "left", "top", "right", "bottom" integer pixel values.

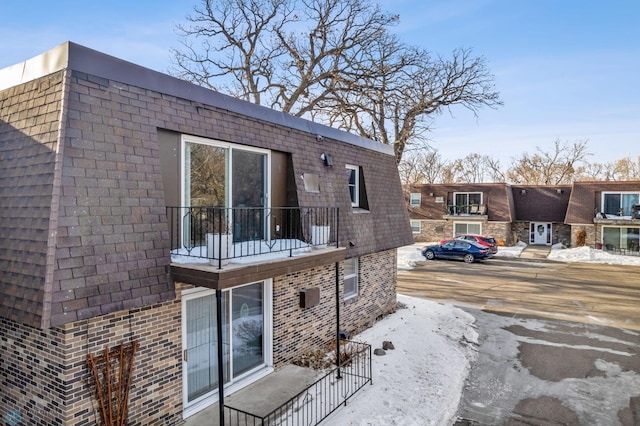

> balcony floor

[{"left": 184, "top": 364, "right": 320, "bottom": 426}]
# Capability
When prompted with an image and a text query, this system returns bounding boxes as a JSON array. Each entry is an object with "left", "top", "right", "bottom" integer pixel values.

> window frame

[
  {"left": 453, "top": 192, "right": 483, "bottom": 215},
  {"left": 346, "top": 164, "right": 359, "bottom": 207},
  {"left": 454, "top": 221, "right": 482, "bottom": 236},
  {"left": 410, "top": 220, "right": 421, "bottom": 233},
  {"left": 343, "top": 257, "right": 359, "bottom": 300},
  {"left": 410, "top": 193, "right": 421, "bottom": 206},
  {"left": 601, "top": 191, "right": 640, "bottom": 216}
]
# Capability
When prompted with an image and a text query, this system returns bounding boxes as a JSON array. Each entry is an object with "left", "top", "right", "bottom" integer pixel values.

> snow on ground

[
  {"left": 328, "top": 242, "right": 639, "bottom": 425},
  {"left": 548, "top": 244, "right": 640, "bottom": 265},
  {"left": 328, "top": 294, "right": 478, "bottom": 426}
]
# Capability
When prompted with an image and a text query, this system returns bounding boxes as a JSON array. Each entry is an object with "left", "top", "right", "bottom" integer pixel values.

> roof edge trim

[{"left": 1, "top": 41, "right": 393, "bottom": 157}]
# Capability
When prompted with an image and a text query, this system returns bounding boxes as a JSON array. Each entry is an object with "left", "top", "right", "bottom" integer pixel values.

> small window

[
  {"left": 410, "top": 220, "right": 421, "bottom": 233},
  {"left": 346, "top": 165, "right": 359, "bottom": 207},
  {"left": 344, "top": 258, "right": 358, "bottom": 299},
  {"left": 345, "top": 165, "right": 368, "bottom": 209},
  {"left": 410, "top": 193, "right": 421, "bottom": 206}
]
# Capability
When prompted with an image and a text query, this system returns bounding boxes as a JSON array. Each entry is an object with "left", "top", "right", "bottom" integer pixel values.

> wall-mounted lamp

[
  {"left": 429, "top": 192, "right": 434, "bottom": 197},
  {"left": 320, "top": 153, "right": 333, "bottom": 167},
  {"left": 556, "top": 188, "right": 563, "bottom": 194},
  {"left": 521, "top": 189, "right": 527, "bottom": 195}
]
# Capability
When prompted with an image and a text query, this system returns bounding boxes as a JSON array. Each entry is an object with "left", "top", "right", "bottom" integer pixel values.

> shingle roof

[
  {"left": 511, "top": 185, "right": 572, "bottom": 222},
  {"left": 565, "top": 181, "right": 640, "bottom": 224},
  {"left": 1, "top": 42, "right": 413, "bottom": 328}
]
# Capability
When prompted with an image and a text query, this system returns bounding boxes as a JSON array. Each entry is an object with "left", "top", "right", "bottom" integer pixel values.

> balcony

[
  {"left": 166, "top": 206, "right": 341, "bottom": 282},
  {"left": 443, "top": 204, "right": 487, "bottom": 219},
  {"left": 594, "top": 211, "right": 639, "bottom": 225}
]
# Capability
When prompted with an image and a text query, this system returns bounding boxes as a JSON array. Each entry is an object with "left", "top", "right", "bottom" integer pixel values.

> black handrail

[{"left": 223, "top": 340, "right": 372, "bottom": 426}]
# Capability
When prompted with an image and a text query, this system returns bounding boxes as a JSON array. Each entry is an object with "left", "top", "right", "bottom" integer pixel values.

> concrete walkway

[
  {"left": 518, "top": 245, "right": 551, "bottom": 260},
  {"left": 184, "top": 364, "right": 320, "bottom": 426}
]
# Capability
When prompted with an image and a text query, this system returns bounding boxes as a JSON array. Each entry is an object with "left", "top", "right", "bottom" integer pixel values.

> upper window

[
  {"left": 344, "top": 257, "right": 359, "bottom": 299},
  {"left": 410, "top": 193, "right": 421, "bottom": 206},
  {"left": 602, "top": 192, "right": 640, "bottom": 216},
  {"left": 346, "top": 165, "right": 359, "bottom": 207},
  {"left": 346, "top": 165, "right": 368, "bottom": 209},
  {"left": 453, "top": 192, "right": 482, "bottom": 215},
  {"left": 181, "top": 135, "right": 270, "bottom": 247}
]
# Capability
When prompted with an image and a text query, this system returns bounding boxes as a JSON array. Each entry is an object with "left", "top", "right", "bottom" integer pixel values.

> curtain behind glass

[
  {"left": 622, "top": 194, "right": 639, "bottom": 216},
  {"left": 186, "top": 295, "right": 218, "bottom": 402}
]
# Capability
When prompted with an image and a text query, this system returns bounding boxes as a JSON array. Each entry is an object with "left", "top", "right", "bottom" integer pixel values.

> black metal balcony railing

[
  {"left": 223, "top": 340, "right": 372, "bottom": 426},
  {"left": 166, "top": 206, "right": 339, "bottom": 268},
  {"left": 446, "top": 204, "right": 487, "bottom": 216}
]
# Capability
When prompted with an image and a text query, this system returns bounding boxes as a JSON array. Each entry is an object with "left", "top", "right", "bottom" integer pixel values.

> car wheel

[
  {"left": 463, "top": 253, "right": 475, "bottom": 263},
  {"left": 425, "top": 250, "right": 435, "bottom": 260}
]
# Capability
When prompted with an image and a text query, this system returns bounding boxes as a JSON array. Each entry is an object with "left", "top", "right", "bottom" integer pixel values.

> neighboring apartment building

[
  {"left": 0, "top": 42, "right": 413, "bottom": 425},
  {"left": 407, "top": 181, "right": 640, "bottom": 250}
]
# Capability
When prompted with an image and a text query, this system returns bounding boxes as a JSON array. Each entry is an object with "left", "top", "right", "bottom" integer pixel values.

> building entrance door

[{"left": 530, "top": 222, "right": 551, "bottom": 245}]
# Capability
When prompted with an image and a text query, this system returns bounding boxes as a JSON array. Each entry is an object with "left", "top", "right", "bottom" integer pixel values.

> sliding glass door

[
  {"left": 182, "top": 281, "right": 271, "bottom": 412},
  {"left": 182, "top": 136, "right": 269, "bottom": 247}
]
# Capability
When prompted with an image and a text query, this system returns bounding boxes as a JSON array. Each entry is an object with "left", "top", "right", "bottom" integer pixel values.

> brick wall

[
  {"left": 411, "top": 220, "right": 448, "bottom": 243},
  {"left": 1, "top": 297, "right": 184, "bottom": 425},
  {"left": 2, "top": 248, "right": 398, "bottom": 425},
  {"left": 483, "top": 222, "right": 514, "bottom": 246},
  {"left": 571, "top": 224, "right": 596, "bottom": 248},
  {"left": 412, "top": 219, "right": 514, "bottom": 246},
  {"left": 272, "top": 249, "right": 397, "bottom": 365}
]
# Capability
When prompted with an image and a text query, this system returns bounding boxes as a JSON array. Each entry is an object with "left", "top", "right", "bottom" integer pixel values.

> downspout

[
  {"left": 216, "top": 290, "right": 225, "bottom": 424},
  {"left": 335, "top": 261, "right": 341, "bottom": 379},
  {"left": 335, "top": 207, "right": 342, "bottom": 379}
]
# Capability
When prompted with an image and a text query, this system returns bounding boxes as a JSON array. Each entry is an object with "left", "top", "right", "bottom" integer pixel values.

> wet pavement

[
  {"left": 454, "top": 309, "right": 640, "bottom": 425},
  {"left": 397, "top": 256, "right": 640, "bottom": 425}
]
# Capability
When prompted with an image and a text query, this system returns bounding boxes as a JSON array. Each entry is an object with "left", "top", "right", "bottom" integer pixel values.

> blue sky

[{"left": 1, "top": 0, "right": 638, "bottom": 167}]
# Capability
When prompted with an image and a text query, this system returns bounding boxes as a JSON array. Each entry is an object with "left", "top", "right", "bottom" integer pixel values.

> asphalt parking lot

[
  {"left": 397, "top": 257, "right": 640, "bottom": 425},
  {"left": 398, "top": 257, "right": 640, "bottom": 330}
]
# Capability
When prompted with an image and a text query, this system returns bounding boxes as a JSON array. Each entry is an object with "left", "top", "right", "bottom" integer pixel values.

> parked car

[
  {"left": 422, "top": 240, "right": 491, "bottom": 263},
  {"left": 439, "top": 234, "right": 498, "bottom": 256}
]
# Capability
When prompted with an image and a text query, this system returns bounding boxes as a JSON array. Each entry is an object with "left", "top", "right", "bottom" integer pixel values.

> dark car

[
  {"left": 422, "top": 240, "right": 491, "bottom": 263},
  {"left": 439, "top": 234, "right": 498, "bottom": 256}
]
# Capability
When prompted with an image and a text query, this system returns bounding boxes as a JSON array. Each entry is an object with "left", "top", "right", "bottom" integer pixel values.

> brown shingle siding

[
  {"left": 0, "top": 71, "right": 65, "bottom": 327},
  {"left": 3, "top": 44, "right": 410, "bottom": 331}
]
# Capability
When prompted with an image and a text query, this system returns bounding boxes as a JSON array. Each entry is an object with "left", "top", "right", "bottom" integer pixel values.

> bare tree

[
  {"left": 398, "top": 149, "right": 448, "bottom": 184},
  {"left": 172, "top": 0, "right": 502, "bottom": 163},
  {"left": 608, "top": 156, "right": 640, "bottom": 180},
  {"left": 506, "top": 139, "right": 592, "bottom": 185},
  {"left": 173, "top": 0, "right": 399, "bottom": 113},
  {"left": 448, "top": 153, "right": 504, "bottom": 183}
]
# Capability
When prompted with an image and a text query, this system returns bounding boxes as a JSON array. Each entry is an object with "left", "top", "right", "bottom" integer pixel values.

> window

[
  {"left": 410, "top": 220, "right": 421, "bottom": 233},
  {"left": 454, "top": 222, "right": 481, "bottom": 236},
  {"left": 602, "top": 226, "right": 640, "bottom": 251},
  {"left": 345, "top": 165, "right": 369, "bottom": 209},
  {"left": 453, "top": 192, "right": 482, "bottom": 215},
  {"left": 602, "top": 192, "right": 640, "bottom": 216},
  {"left": 410, "top": 193, "right": 421, "bottom": 206},
  {"left": 346, "top": 165, "right": 359, "bottom": 207},
  {"left": 344, "top": 258, "right": 359, "bottom": 299}
]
